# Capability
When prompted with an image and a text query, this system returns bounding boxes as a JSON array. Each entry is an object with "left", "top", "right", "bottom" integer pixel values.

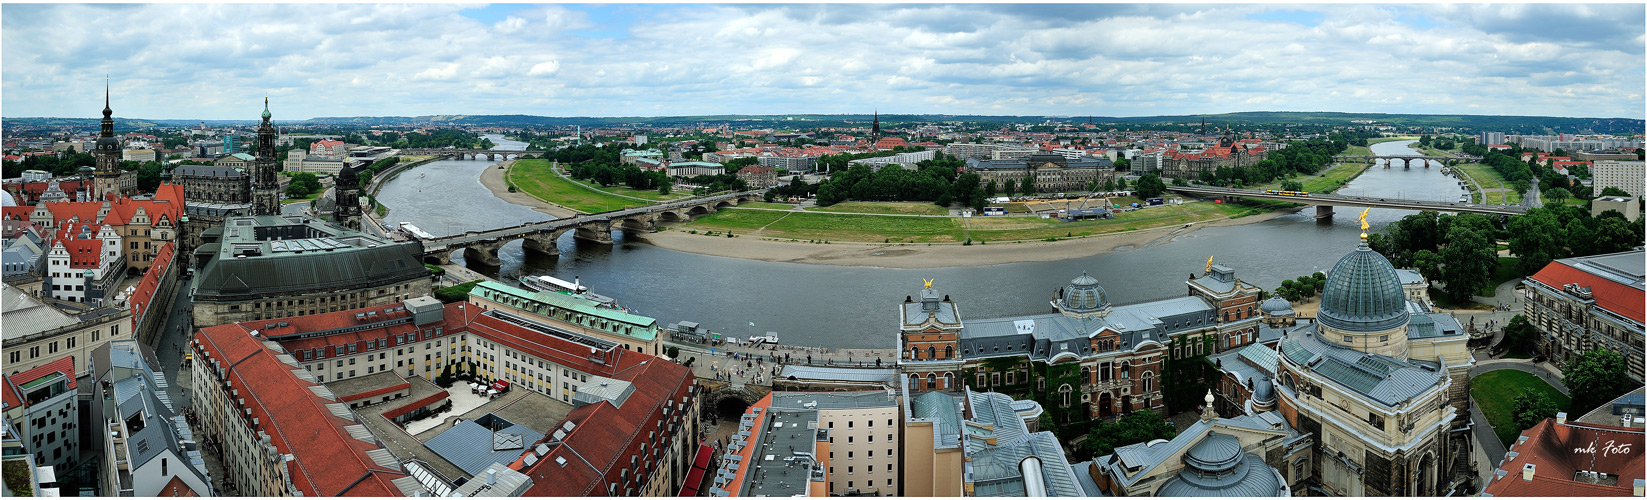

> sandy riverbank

[
  {"left": 633, "top": 208, "right": 1295, "bottom": 268},
  {"left": 478, "top": 159, "right": 580, "bottom": 219}
]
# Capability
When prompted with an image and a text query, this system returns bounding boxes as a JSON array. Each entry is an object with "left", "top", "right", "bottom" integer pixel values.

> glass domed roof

[
  {"left": 1059, "top": 271, "right": 1111, "bottom": 314},
  {"left": 1317, "top": 244, "right": 1408, "bottom": 333},
  {"left": 1259, "top": 296, "right": 1294, "bottom": 314}
]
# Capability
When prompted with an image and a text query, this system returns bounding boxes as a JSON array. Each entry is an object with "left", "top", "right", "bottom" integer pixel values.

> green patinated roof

[
  {"left": 472, "top": 281, "right": 658, "bottom": 341},
  {"left": 193, "top": 216, "right": 427, "bottom": 300}
]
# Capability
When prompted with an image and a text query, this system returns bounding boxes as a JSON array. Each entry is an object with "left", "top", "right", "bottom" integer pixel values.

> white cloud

[
  {"left": 528, "top": 61, "right": 561, "bottom": 77},
  {"left": 0, "top": 3, "right": 1639, "bottom": 119}
]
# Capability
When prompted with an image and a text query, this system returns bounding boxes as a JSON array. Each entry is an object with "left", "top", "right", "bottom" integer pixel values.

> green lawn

[
  {"left": 810, "top": 201, "right": 950, "bottom": 216},
  {"left": 681, "top": 200, "right": 1247, "bottom": 243},
  {"left": 738, "top": 201, "right": 801, "bottom": 210},
  {"left": 1343, "top": 145, "right": 1373, "bottom": 157},
  {"left": 1471, "top": 369, "right": 1570, "bottom": 447},
  {"left": 1455, "top": 163, "right": 1521, "bottom": 205},
  {"left": 507, "top": 159, "right": 656, "bottom": 213},
  {"left": 1257, "top": 162, "right": 1374, "bottom": 194}
]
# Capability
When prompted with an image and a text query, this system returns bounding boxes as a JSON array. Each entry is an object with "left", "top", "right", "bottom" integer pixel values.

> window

[{"left": 848, "top": 451, "right": 853, "bottom": 458}]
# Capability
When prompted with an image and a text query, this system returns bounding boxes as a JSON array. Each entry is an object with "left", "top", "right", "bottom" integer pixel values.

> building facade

[
  {"left": 719, "top": 391, "right": 901, "bottom": 497},
  {"left": 898, "top": 264, "right": 1263, "bottom": 425},
  {"left": 191, "top": 319, "right": 427, "bottom": 496},
  {"left": 2, "top": 283, "right": 132, "bottom": 377},
  {"left": 1269, "top": 236, "right": 1475, "bottom": 496},
  {"left": 172, "top": 164, "right": 249, "bottom": 204},
  {"left": 467, "top": 280, "right": 663, "bottom": 357},
  {"left": 965, "top": 153, "right": 1115, "bottom": 193},
  {"left": 1521, "top": 250, "right": 1645, "bottom": 382},
  {"left": 1160, "top": 127, "right": 1269, "bottom": 181},
  {"left": 0, "top": 357, "right": 78, "bottom": 473},
  {"left": 1593, "top": 160, "right": 1645, "bottom": 198},
  {"left": 188, "top": 215, "right": 431, "bottom": 327}
]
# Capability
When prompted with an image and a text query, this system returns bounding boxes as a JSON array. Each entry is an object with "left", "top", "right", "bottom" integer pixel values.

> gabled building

[
  {"left": 1482, "top": 412, "right": 1644, "bottom": 497},
  {"left": 42, "top": 221, "right": 122, "bottom": 304},
  {"left": 89, "top": 340, "right": 212, "bottom": 497}
]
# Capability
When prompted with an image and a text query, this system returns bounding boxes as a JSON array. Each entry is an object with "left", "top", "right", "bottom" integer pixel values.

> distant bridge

[
  {"left": 1166, "top": 185, "right": 1526, "bottom": 217},
  {"left": 1332, "top": 155, "right": 1481, "bottom": 168},
  {"left": 417, "top": 190, "right": 765, "bottom": 266},
  {"left": 398, "top": 148, "right": 546, "bottom": 161}
]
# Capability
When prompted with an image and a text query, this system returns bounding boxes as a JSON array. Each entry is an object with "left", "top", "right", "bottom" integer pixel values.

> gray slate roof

[
  {"left": 424, "top": 415, "right": 546, "bottom": 477},
  {"left": 193, "top": 216, "right": 426, "bottom": 299},
  {"left": 2, "top": 284, "right": 78, "bottom": 340},
  {"left": 173, "top": 164, "right": 245, "bottom": 178},
  {"left": 957, "top": 295, "right": 1214, "bottom": 362},
  {"left": 1278, "top": 325, "right": 1446, "bottom": 407}
]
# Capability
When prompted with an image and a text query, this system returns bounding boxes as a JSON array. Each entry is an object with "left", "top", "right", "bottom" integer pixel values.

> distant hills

[{"left": 5, "top": 111, "right": 1641, "bottom": 135}]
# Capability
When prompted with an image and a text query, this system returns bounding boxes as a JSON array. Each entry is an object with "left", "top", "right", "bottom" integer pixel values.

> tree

[
  {"left": 1116, "top": 178, "right": 1128, "bottom": 190},
  {"left": 985, "top": 180, "right": 998, "bottom": 199},
  {"left": 1003, "top": 179, "right": 1017, "bottom": 197},
  {"left": 1563, "top": 349, "right": 1633, "bottom": 416},
  {"left": 1020, "top": 176, "right": 1035, "bottom": 195},
  {"left": 1280, "top": 179, "right": 1304, "bottom": 192},
  {"left": 1507, "top": 208, "right": 1566, "bottom": 275},
  {"left": 1439, "top": 226, "right": 1496, "bottom": 301},
  {"left": 1412, "top": 250, "right": 1443, "bottom": 284},
  {"left": 1080, "top": 411, "right": 1177, "bottom": 458},
  {"left": 1510, "top": 389, "right": 1560, "bottom": 432},
  {"left": 1544, "top": 187, "right": 1571, "bottom": 204},
  {"left": 1134, "top": 174, "right": 1167, "bottom": 199},
  {"left": 1501, "top": 314, "right": 1538, "bottom": 355}
]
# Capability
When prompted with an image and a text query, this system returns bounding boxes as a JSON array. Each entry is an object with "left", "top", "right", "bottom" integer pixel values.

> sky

[{"left": 2, "top": 3, "right": 1642, "bottom": 120}]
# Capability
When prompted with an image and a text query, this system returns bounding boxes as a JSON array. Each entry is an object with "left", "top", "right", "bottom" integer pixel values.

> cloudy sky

[{"left": 3, "top": 3, "right": 1642, "bottom": 120}]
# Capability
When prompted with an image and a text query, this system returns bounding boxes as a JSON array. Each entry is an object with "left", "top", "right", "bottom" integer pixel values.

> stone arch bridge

[
  {"left": 1332, "top": 155, "right": 1480, "bottom": 168},
  {"left": 417, "top": 190, "right": 764, "bottom": 266},
  {"left": 398, "top": 148, "right": 546, "bottom": 162}
]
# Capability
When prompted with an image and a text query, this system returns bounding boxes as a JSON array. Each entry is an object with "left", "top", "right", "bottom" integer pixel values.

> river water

[{"left": 377, "top": 137, "right": 1464, "bottom": 348}]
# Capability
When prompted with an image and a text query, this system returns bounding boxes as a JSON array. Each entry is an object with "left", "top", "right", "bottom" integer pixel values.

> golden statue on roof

[
  {"left": 1205, "top": 255, "right": 1214, "bottom": 273},
  {"left": 1358, "top": 208, "right": 1371, "bottom": 240},
  {"left": 923, "top": 278, "right": 934, "bottom": 289}
]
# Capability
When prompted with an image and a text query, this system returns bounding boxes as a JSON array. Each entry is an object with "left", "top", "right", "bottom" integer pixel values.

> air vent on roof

[
  {"left": 535, "top": 444, "right": 549, "bottom": 456},
  {"left": 523, "top": 454, "right": 538, "bottom": 467},
  {"left": 555, "top": 456, "right": 567, "bottom": 466},
  {"left": 278, "top": 322, "right": 288, "bottom": 327}
]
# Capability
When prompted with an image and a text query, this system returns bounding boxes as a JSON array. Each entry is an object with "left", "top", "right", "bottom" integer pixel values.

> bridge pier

[
  {"left": 521, "top": 231, "right": 564, "bottom": 258},
  {"left": 463, "top": 242, "right": 504, "bottom": 267},
  {"left": 1316, "top": 205, "right": 1335, "bottom": 219},
  {"left": 424, "top": 251, "right": 452, "bottom": 265},
  {"left": 618, "top": 215, "right": 656, "bottom": 232},
  {"left": 574, "top": 223, "right": 614, "bottom": 244}
]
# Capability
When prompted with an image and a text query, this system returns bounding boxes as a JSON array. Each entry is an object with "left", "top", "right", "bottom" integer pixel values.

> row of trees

[
  {"left": 1505, "top": 204, "right": 1644, "bottom": 275},
  {"left": 1367, "top": 211, "right": 1503, "bottom": 301},
  {"left": 284, "top": 172, "right": 322, "bottom": 198},
  {"left": 567, "top": 162, "right": 672, "bottom": 193},
  {"left": 364, "top": 130, "right": 492, "bottom": 149},
  {"left": 1274, "top": 272, "right": 1328, "bottom": 302},
  {"left": 1188, "top": 133, "right": 1362, "bottom": 188}
]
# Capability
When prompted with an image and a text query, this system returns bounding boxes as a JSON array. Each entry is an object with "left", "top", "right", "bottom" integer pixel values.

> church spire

[{"left": 100, "top": 75, "right": 114, "bottom": 138}]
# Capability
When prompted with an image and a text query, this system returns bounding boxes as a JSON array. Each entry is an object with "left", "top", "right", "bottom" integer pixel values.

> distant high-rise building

[{"left": 1479, "top": 131, "right": 1505, "bottom": 146}]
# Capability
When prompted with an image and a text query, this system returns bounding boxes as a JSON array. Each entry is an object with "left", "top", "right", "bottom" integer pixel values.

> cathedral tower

[
  {"left": 334, "top": 160, "right": 362, "bottom": 230},
  {"left": 93, "top": 77, "right": 124, "bottom": 200},
  {"left": 251, "top": 97, "right": 281, "bottom": 215}
]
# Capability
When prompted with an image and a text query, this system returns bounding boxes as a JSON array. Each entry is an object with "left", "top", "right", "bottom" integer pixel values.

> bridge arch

[{"left": 707, "top": 387, "right": 761, "bottom": 419}]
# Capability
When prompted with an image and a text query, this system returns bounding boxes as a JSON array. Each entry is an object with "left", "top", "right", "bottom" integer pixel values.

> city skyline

[{"left": 2, "top": 3, "right": 1643, "bottom": 121}]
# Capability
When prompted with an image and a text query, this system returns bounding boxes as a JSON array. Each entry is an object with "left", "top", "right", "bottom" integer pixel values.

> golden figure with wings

[
  {"left": 1358, "top": 208, "right": 1371, "bottom": 240},
  {"left": 1205, "top": 255, "right": 1214, "bottom": 273},
  {"left": 923, "top": 278, "right": 934, "bottom": 290}
]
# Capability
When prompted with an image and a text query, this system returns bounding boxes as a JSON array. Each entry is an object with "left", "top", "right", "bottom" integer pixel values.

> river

[{"left": 376, "top": 136, "right": 1464, "bottom": 349}]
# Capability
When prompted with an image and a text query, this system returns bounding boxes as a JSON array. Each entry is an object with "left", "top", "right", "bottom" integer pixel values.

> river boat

[
  {"left": 748, "top": 333, "right": 779, "bottom": 345},
  {"left": 518, "top": 274, "right": 622, "bottom": 309}
]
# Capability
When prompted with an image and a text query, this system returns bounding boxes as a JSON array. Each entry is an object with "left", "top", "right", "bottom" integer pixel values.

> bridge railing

[{"left": 422, "top": 190, "right": 764, "bottom": 247}]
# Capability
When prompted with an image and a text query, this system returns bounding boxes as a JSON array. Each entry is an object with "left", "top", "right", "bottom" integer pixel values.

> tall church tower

[
  {"left": 93, "top": 77, "right": 124, "bottom": 200},
  {"left": 251, "top": 97, "right": 281, "bottom": 215},
  {"left": 871, "top": 110, "right": 881, "bottom": 143},
  {"left": 334, "top": 160, "right": 362, "bottom": 230}
]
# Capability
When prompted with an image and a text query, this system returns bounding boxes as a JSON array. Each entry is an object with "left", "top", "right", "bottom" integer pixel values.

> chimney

[
  {"left": 487, "top": 468, "right": 497, "bottom": 485},
  {"left": 1632, "top": 478, "right": 1644, "bottom": 497},
  {"left": 1556, "top": 412, "right": 1567, "bottom": 425},
  {"left": 1522, "top": 463, "right": 1536, "bottom": 481}
]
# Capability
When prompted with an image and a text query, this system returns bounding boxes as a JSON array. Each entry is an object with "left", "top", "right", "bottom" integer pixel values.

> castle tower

[
  {"left": 334, "top": 160, "right": 362, "bottom": 230},
  {"left": 93, "top": 77, "right": 123, "bottom": 200},
  {"left": 251, "top": 97, "right": 281, "bottom": 215}
]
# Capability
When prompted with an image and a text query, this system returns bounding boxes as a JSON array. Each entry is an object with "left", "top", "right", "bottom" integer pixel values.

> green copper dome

[
  {"left": 261, "top": 97, "right": 272, "bottom": 120},
  {"left": 1317, "top": 244, "right": 1408, "bottom": 333}
]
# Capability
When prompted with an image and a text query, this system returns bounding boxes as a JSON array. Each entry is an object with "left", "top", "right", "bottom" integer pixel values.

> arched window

[
  {"left": 927, "top": 346, "right": 936, "bottom": 359},
  {"left": 926, "top": 373, "right": 936, "bottom": 389},
  {"left": 1059, "top": 384, "right": 1073, "bottom": 407},
  {"left": 910, "top": 374, "right": 921, "bottom": 389},
  {"left": 910, "top": 346, "right": 919, "bottom": 360},
  {"left": 1119, "top": 362, "right": 1131, "bottom": 379},
  {"left": 944, "top": 346, "right": 954, "bottom": 359},
  {"left": 1080, "top": 367, "right": 1091, "bottom": 384},
  {"left": 944, "top": 372, "right": 954, "bottom": 388},
  {"left": 1142, "top": 372, "right": 1154, "bottom": 392}
]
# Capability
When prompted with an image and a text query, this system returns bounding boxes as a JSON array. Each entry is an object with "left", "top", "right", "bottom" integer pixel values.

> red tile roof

[
  {"left": 1484, "top": 418, "right": 1644, "bottom": 497},
  {"left": 1529, "top": 260, "right": 1645, "bottom": 322},
  {"left": 130, "top": 243, "right": 175, "bottom": 331},
  {"left": 4, "top": 355, "right": 78, "bottom": 409},
  {"left": 193, "top": 324, "right": 415, "bottom": 497},
  {"left": 158, "top": 476, "right": 203, "bottom": 497},
  {"left": 518, "top": 359, "right": 694, "bottom": 496}
]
